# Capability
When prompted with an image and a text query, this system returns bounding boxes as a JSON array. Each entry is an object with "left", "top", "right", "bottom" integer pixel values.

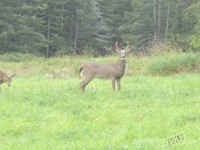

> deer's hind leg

[{"left": 80, "top": 77, "right": 94, "bottom": 92}]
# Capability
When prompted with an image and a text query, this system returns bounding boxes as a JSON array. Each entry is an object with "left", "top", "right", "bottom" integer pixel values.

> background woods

[{"left": 0, "top": 0, "right": 200, "bottom": 57}]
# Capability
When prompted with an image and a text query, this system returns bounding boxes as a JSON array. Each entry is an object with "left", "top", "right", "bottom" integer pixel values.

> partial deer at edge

[
  {"left": 0, "top": 70, "right": 16, "bottom": 91},
  {"left": 79, "top": 41, "right": 130, "bottom": 92}
]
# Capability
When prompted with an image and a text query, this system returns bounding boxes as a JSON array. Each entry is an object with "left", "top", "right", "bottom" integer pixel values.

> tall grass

[
  {"left": 146, "top": 53, "right": 200, "bottom": 75},
  {"left": 0, "top": 52, "right": 199, "bottom": 77},
  {"left": 148, "top": 40, "right": 182, "bottom": 55}
]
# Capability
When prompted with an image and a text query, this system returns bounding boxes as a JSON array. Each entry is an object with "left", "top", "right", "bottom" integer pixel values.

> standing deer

[
  {"left": 0, "top": 70, "right": 16, "bottom": 91},
  {"left": 79, "top": 41, "right": 130, "bottom": 92}
]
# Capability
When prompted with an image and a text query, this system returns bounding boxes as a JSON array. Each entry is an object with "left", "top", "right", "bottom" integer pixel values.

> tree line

[{"left": 0, "top": 0, "right": 199, "bottom": 57}]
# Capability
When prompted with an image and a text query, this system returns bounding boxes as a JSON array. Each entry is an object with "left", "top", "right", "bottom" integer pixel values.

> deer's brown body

[
  {"left": 80, "top": 61, "right": 126, "bottom": 79},
  {"left": 0, "top": 70, "right": 15, "bottom": 91},
  {"left": 79, "top": 41, "right": 130, "bottom": 92}
]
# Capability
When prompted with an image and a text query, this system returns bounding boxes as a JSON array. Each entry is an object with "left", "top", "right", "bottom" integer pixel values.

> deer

[
  {"left": 0, "top": 70, "right": 16, "bottom": 91},
  {"left": 79, "top": 41, "right": 130, "bottom": 92}
]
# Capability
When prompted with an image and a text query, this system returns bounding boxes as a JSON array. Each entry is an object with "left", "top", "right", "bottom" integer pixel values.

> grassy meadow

[{"left": 0, "top": 53, "right": 200, "bottom": 149}]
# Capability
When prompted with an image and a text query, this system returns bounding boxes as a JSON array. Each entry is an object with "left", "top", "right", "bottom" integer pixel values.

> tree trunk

[
  {"left": 61, "top": 4, "right": 64, "bottom": 27},
  {"left": 153, "top": 0, "right": 156, "bottom": 38},
  {"left": 165, "top": 0, "right": 170, "bottom": 38},
  {"left": 47, "top": 11, "right": 51, "bottom": 57},
  {"left": 74, "top": 15, "right": 78, "bottom": 54},
  {"left": 156, "top": 0, "right": 162, "bottom": 40}
]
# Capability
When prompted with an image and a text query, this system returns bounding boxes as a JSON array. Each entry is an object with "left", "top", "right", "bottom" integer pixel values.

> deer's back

[
  {"left": 0, "top": 71, "right": 7, "bottom": 83},
  {"left": 0, "top": 71, "right": 7, "bottom": 78}
]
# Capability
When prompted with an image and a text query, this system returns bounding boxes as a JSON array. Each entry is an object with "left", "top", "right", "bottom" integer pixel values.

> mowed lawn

[{"left": 0, "top": 74, "right": 200, "bottom": 149}]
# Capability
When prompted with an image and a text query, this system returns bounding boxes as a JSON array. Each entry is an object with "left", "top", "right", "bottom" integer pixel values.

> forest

[{"left": 0, "top": 0, "right": 200, "bottom": 57}]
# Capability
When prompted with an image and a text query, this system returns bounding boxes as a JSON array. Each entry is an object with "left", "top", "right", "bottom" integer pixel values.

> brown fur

[{"left": 0, "top": 70, "right": 15, "bottom": 91}]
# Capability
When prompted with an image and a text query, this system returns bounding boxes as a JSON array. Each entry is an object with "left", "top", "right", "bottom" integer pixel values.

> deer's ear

[
  {"left": 125, "top": 41, "right": 130, "bottom": 54},
  {"left": 115, "top": 41, "right": 120, "bottom": 53}
]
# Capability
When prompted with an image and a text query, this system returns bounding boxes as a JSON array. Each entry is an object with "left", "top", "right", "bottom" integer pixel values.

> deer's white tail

[{"left": 79, "top": 65, "right": 84, "bottom": 78}]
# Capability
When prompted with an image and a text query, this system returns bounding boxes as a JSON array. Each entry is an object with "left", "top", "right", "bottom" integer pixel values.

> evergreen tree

[{"left": 0, "top": 0, "right": 48, "bottom": 55}]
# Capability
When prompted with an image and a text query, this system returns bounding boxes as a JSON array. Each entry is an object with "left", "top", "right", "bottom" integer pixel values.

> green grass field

[{"left": 0, "top": 74, "right": 200, "bottom": 149}]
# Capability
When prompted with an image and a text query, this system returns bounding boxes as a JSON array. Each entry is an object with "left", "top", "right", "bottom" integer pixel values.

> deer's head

[
  {"left": 115, "top": 41, "right": 130, "bottom": 60},
  {"left": 6, "top": 73, "right": 16, "bottom": 87}
]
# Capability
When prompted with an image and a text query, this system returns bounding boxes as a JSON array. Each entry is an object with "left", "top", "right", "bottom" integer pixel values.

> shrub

[
  {"left": 146, "top": 53, "right": 200, "bottom": 75},
  {"left": 148, "top": 40, "right": 182, "bottom": 55},
  {"left": 0, "top": 53, "right": 38, "bottom": 62},
  {"left": 188, "top": 35, "right": 200, "bottom": 52},
  {"left": 0, "top": 52, "right": 199, "bottom": 77}
]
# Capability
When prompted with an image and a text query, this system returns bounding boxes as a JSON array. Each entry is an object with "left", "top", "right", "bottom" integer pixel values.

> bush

[
  {"left": 189, "top": 35, "right": 200, "bottom": 52},
  {"left": 0, "top": 52, "right": 199, "bottom": 77},
  {"left": 148, "top": 40, "right": 182, "bottom": 55},
  {"left": 0, "top": 53, "right": 38, "bottom": 62},
  {"left": 146, "top": 53, "right": 200, "bottom": 75}
]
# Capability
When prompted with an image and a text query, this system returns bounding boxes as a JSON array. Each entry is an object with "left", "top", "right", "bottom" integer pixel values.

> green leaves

[{"left": 0, "top": 0, "right": 200, "bottom": 56}]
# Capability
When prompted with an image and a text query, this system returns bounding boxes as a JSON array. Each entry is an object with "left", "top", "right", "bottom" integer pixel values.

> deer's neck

[
  {"left": 117, "top": 59, "right": 126, "bottom": 69},
  {"left": 113, "top": 59, "right": 126, "bottom": 78}
]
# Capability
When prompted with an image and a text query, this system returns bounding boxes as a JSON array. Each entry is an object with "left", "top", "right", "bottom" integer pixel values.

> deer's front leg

[
  {"left": 117, "top": 79, "right": 121, "bottom": 91},
  {"left": 112, "top": 78, "right": 116, "bottom": 91}
]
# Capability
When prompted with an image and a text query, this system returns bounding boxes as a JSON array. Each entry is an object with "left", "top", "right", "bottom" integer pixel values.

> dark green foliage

[
  {"left": 0, "top": 53, "right": 39, "bottom": 62},
  {"left": 0, "top": 0, "right": 200, "bottom": 56}
]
